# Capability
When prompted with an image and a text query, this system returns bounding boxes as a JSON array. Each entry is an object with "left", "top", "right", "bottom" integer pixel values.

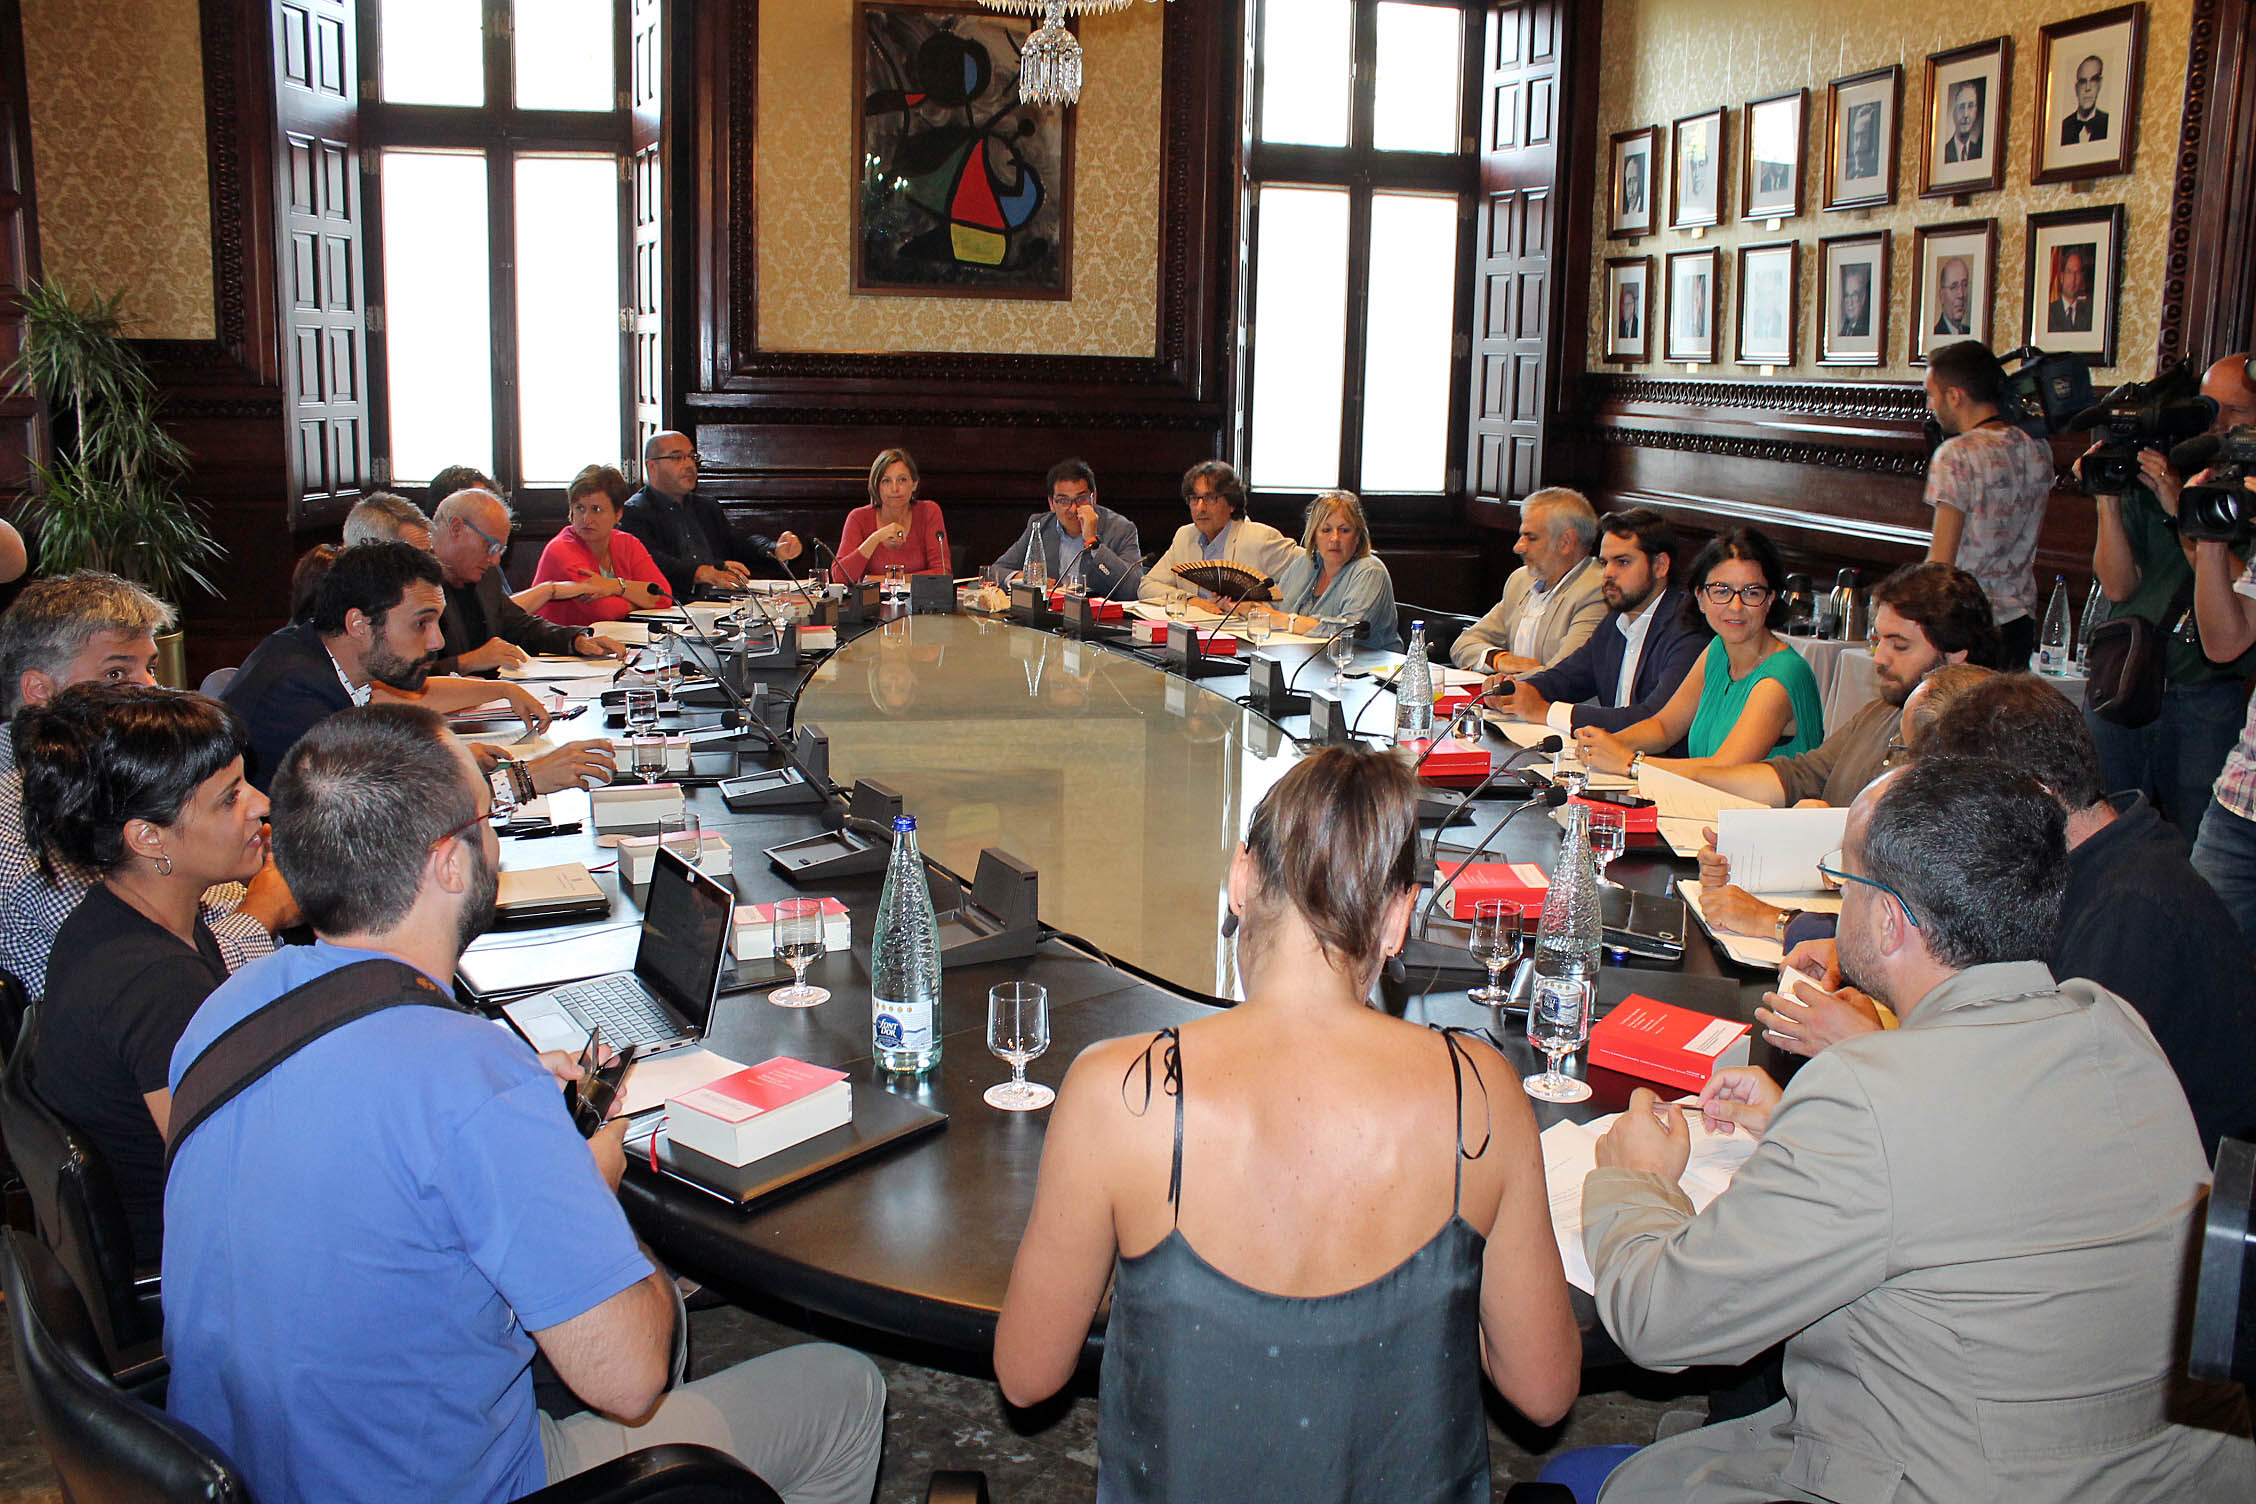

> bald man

[
  {"left": 429, "top": 489, "right": 620, "bottom": 675},
  {"left": 619, "top": 430, "right": 802, "bottom": 600},
  {"left": 2076, "top": 353, "right": 2256, "bottom": 831}
]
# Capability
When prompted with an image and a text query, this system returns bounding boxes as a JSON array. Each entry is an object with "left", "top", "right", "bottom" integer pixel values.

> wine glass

[
  {"left": 1587, "top": 805, "right": 1628, "bottom": 886},
  {"left": 623, "top": 686, "right": 659, "bottom": 737},
  {"left": 1325, "top": 628, "right": 1356, "bottom": 686},
  {"left": 1468, "top": 899, "right": 1523, "bottom": 1004},
  {"left": 1524, "top": 976, "right": 1594, "bottom": 1102},
  {"left": 768, "top": 899, "right": 830, "bottom": 1008},
  {"left": 984, "top": 982, "right": 1054, "bottom": 1111},
  {"left": 658, "top": 810, "right": 701, "bottom": 866},
  {"left": 1242, "top": 610, "right": 1272, "bottom": 648},
  {"left": 628, "top": 735, "right": 667, "bottom": 785}
]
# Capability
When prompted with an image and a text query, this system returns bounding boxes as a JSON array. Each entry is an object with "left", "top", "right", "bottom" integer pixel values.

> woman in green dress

[{"left": 1573, "top": 527, "right": 1823, "bottom": 777}]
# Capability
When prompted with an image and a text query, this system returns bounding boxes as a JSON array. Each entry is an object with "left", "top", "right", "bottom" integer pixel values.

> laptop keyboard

[{"left": 556, "top": 975, "right": 680, "bottom": 1049}]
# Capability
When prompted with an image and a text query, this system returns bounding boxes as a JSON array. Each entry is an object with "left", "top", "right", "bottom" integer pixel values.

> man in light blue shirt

[{"left": 164, "top": 705, "right": 883, "bottom": 1504}]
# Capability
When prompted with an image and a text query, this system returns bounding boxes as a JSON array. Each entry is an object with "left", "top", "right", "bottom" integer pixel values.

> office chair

[
  {"left": 0, "top": 1007, "right": 164, "bottom": 1383},
  {"left": 2, "top": 1227, "right": 796, "bottom": 1503},
  {"left": 1397, "top": 602, "right": 1478, "bottom": 662},
  {"left": 2193, "top": 1134, "right": 2254, "bottom": 1385}
]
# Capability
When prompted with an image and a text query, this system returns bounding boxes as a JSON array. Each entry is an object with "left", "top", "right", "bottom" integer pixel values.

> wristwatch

[
  {"left": 1627, "top": 751, "right": 1646, "bottom": 775},
  {"left": 1771, "top": 907, "right": 1805, "bottom": 944}
]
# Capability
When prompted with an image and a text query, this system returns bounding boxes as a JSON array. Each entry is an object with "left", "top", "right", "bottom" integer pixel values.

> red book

[
  {"left": 667, "top": 1057, "right": 853, "bottom": 1166},
  {"left": 1049, "top": 591, "right": 1125, "bottom": 621},
  {"left": 1436, "top": 859, "right": 1549, "bottom": 920},
  {"left": 1586, "top": 994, "right": 1752, "bottom": 1092},
  {"left": 1412, "top": 736, "right": 1493, "bottom": 782},
  {"left": 1571, "top": 792, "right": 1659, "bottom": 834},
  {"left": 1434, "top": 687, "right": 1480, "bottom": 715}
]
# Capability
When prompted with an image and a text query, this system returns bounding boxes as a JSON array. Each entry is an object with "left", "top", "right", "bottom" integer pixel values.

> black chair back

[
  {"left": 1397, "top": 603, "right": 1478, "bottom": 662},
  {"left": 0, "top": 969, "right": 26, "bottom": 1063},
  {"left": 0, "top": 1008, "right": 160, "bottom": 1367},
  {"left": 1, "top": 1229, "right": 245, "bottom": 1503}
]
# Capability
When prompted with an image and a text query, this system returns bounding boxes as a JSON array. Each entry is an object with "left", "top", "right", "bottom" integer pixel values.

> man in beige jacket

[
  {"left": 1584, "top": 757, "right": 2254, "bottom": 1504},
  {"left": 1451, "top": 487, "right": 1607, "bottom": 674}
]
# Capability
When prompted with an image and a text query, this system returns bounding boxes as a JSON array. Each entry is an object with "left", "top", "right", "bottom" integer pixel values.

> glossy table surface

[{"left": 470, "top": 607, "right": 1779, "bottom": 1365}]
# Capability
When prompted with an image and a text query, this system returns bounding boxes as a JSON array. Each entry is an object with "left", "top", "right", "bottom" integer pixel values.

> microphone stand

[
  {"left": 1390, "top": 784, "right": 1569, "bottom": 987},
  {"left": 1286, "top": 619, "right": 1369, "bottom": 694}
]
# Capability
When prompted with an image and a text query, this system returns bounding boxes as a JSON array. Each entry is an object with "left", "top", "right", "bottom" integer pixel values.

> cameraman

[
  {"left": 2187, "top": 472, "right": 2256, "bottom": 949},
  {"left": 2077, "top": 353, "right": 2256, "bottom": 832},
  {"left": 1922, "top": 341, "right": 2055, "bottom": 665}
]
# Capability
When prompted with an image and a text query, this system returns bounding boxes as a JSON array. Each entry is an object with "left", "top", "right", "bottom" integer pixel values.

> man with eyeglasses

[
  {"left": 991, "top": 457, "right": 1144, "bottom": 597},
  {"left": 1582, "top": 757, "right": 2255, "bottom": 1504},
  {"left": 428, "top": 489, "right": 622, "bottom": 675},
  {"left": 620, "top": 430, "right": 803, "bottom": 601}
]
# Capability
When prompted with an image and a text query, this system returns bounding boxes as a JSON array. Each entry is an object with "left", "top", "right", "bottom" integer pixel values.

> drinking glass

[
  {"left": 1587, "top": 805, "right": 1628, "bottom": 885},
  {"left": 1325, "top": 629, "right": 1356, "bottom": 686},
  {"left": 628, "top": 735, "right": 667, "bottom": 784},
  {"left": 623, "top": 686, "right": 659, "bottom": 736},
  {"left": 1163, "top": 588, "right": 1189, "bottom": 622},
  {"left": 1468, "top": 899, "right": 1523, "bottom": 1004},
  {"left": 1242, "top": 611, "right": 1272, "bottom": 647},
  {"left": 768, "top": 899, "right": 830, "bottom": 1008},
  {"left": 984, "top": 982, "right": 1054, "bottom": 1110},
  {"left": 1524, "top": 977, "right": 1594, "bottom": 1102},
  {"left": 657, "top": 810, "right": 701, "bottom": 866},
  {"left": 652, "top": 632, "right": 684, "bottom": 707}
]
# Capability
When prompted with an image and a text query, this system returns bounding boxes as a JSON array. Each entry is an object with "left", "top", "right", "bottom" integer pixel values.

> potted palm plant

[{"left": 6, "top": 280, "right": 222, "bottom": 686}]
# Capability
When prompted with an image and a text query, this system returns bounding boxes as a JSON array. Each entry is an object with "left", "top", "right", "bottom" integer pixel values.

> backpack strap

[{"left": 165, "top": 959, "right": 467, "bottom": 1173}]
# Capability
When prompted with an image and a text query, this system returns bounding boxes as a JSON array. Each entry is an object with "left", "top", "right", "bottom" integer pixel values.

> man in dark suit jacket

[
  {"left": 428, "top": 488, "right": 619, "bottom": 675},
  {"left": 619, "top": 430, "right": 803, "bottom": 601},
  {"left": 1485, "top": 507, "right": 1708, "bottom": 753},
  {"left": 2062, "top": 56, "right": 2109, "bottom": 144},
  {"left": 2047, "top": 249, "right": 2095, "bottom": 333}
]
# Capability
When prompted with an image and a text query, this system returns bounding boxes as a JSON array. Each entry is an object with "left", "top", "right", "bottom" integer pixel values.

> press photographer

[
  {"left": 2184, "top": 445, "right": 2256, "bottom": 952},
  {"left": 2073, "top": 353, "right": 2256, "bottom": 832}
]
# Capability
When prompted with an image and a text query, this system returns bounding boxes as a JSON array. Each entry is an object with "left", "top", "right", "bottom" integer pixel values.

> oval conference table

[{"left": 468, "top": 606, "right": 1778, "bottom": 1371}]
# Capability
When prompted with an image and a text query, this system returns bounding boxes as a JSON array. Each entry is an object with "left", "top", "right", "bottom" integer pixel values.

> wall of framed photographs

[{"left": 1585, "top": 0, "right": 2191, "bottom": 382}]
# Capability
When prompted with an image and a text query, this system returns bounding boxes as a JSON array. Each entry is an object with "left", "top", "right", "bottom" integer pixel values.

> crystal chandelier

[{"left": 972, "top": 0, "right": 1167, "bottom": 108}]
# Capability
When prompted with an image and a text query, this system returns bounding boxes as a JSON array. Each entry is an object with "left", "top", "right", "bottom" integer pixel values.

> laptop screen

[{"left": 634, "top": 846, "right": 732, "bottom": 1029}]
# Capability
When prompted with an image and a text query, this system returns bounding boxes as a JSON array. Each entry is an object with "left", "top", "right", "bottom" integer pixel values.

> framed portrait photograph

[
  {"left": 1671, "top": 108, "right": 1727, "bottom": 230},
  {"left": 1609, "top": 126, "right": 1661, "bottom": 238},
  {"left": 2033, "top": 4, "right": 2146, "bottom": 184},
  {"left": 1921, "top": 36, "right": 2011, "bottom": 198},
  {"left": 1665, "top": 247, "right": 1721, "bottom": 364},
  {"left": 1817, "top": 231, "right": 1890, "bottom": 366},
  {"left": 1826, "top": 65, "right": 1901, "bottom": 211},
  {"left": 1735, "top": 241, "right": 1800, "bottom": 367},
  {"left": 855, "top": 2, "right": 1075, "bottom": 298},
  {"left": 1603, "top": 256, "right": 1654, "bottom": 364},
  {"left": 2023, "top": 204, "right": 2125, "bottom": 364},
  {"left": 1910, "top": 219, "right": 1998, "bottom": 365},
  {"left": 1741, "top": 89, "right": 1806, "bottom": 221}
]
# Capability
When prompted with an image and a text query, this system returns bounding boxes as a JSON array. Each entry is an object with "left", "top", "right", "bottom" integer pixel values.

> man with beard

[
  {"left": 161, "top": 706, "right": 885, "bottom": 1504},
  {"left": 1582, "top": 759, "right": 2255, "bottom": 1503},
  {"left": 223, "top": 541, "right": 578, "bottom": 793},
  {"left": 1485, "top": 507, "right": 1707, "bottom": 747}
]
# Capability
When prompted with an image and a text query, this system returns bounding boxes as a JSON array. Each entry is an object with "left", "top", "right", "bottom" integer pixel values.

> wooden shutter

[
  {"left": 1466, "top": 0, "right": 1562, "bottom": 505},
  {"left": 627, "top": 0, "right": 664, "bottom": 462},
  {"left": 0, "top": 0, "right": 41, "bottom": 498},
  {"left": 272, "top": 0, "right": 367, "bottom": 524}
]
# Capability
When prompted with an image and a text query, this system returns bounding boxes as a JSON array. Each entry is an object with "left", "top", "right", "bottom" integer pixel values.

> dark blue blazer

[
  {"left": 1520, "top": 587, "right": 1709, "bottom": 743},
  {"left": 221, "top": 624, "right": 352, "bottom": 794}
]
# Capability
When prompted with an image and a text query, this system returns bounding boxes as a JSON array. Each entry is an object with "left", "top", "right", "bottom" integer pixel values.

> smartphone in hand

[{"left": 566, "top": 1027, "right": 642, "bottom": 1137}]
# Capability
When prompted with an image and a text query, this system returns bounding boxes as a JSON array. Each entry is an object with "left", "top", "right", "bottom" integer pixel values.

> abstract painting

[{"left": 854, "top": 2, "right": 1075, "bottom": 299}]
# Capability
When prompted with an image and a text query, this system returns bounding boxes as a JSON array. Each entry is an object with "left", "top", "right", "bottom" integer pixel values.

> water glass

[
  {"left": 768, "top": 899, "right": 831, "bottom": 1008},
  {"left": 623, "top": 686, "right": 659, "bottom": 735},
  {"left": 657, "top": 810, "right": 701, "bottom": 865},
  {"left": 1325, "top": 629, "right": 1356, "bottom": 686},
  {"left": 984, "top": 982, "right": 1054, "bottom": 1111},
  {"left": 1468, "top": 900, "right": 1524, "bottom": 1004},
  {"left": 1524, "top": 976, "right": 1594, "bottom": 1102},
  {"left": 1587, "top": 804, "right": 1628, "bottom": 884},
  {"left": 628, "top": 735, "right": 667, "bottom": 784},
  {"left": 1242, "top": 611, "right": 1272, "bottom": 647}
]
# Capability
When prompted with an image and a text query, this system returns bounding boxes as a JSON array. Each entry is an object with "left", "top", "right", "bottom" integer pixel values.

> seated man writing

[
  {"left": 1584, "top": 758, "right": 2255, "bottom": 1502},
  {"left": 163, "top": 705, "right": 884, "bottom": 1504}
]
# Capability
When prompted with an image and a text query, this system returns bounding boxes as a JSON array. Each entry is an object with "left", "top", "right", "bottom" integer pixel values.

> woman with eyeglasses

[
  {"left": 1574, "top": 527, "right": 1825, "bottom": 774},
  {"left": 17, "top": 683, "right": 269, "bottom": 1266},
  {"left": 523, "top": 464, "right": 675, "bottom": 627},
  {"left": 835, "top": 448, "right": 951, "bottom": 582}
]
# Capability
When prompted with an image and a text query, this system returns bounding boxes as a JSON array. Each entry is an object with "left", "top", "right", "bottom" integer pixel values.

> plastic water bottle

[
  {"left": 2076, "top": 578, "right": 2105, "bottom": 672},
  {"left": 1531, "top": 801, "right": 1603, "bottom": 998},
  {"left": 1394, "top": 621, "right": 1434, "bottom": 744},
  {"left": 2036, "top": 575, "right": 2073, "bottom": 674},
  {"left": 871, "top": 816, "right": 943, "bottom": 1075},
  {"left": 1024, "top": 525, "right": 1049, "bottom": 592}
]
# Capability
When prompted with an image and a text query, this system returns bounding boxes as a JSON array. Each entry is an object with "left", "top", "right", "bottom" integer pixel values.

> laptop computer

[{"left": 500, "top": 845, "right": 732, "bottom": 1058}]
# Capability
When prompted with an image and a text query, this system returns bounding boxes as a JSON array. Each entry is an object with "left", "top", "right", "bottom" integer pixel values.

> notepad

[
  {"left": 1715, "top": 807, "right": 1850, "bottom": 895},
  {"left": 1542, "top": 1111, "right": 1760, "bottom": 1293}
]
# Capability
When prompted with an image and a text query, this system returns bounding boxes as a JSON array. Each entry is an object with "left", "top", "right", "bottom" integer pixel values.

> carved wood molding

[
  {"left": 1582, "top": 373, "right": 1927, "bottom": 420},
  {"left": 2158, "top": 0, "right": 2222, "bottom": 374},
  {"left": 1592, "top": 423, "right": 1929, "bottom": 477},
  {"left": 689, "top": 403, "right": 1217, "bottom": 431},
  {"left": 200, "top": 0, "right": 248, "bottom": 361}
]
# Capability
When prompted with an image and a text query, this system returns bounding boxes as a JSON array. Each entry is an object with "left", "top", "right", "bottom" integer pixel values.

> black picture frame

[{"left": 1604, "top": 255, "right": 1654, "bottom": 363}]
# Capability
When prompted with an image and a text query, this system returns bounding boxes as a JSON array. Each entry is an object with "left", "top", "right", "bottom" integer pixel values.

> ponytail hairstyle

[
  {"left": 1237, "top": 743, "right": 1421, "bottom": 986},
  {"left": 14, "top": 683, "right": 248, "bottom": 880}
]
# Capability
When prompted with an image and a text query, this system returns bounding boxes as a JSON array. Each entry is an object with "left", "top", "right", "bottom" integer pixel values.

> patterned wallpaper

[
  {"left": 1586, "top": 0, "right": 2192, "bottom": 382},
  {"left": 20, "top": 0, "right": 214, "bottom": 342},
  {"left": 756, "top": 0, "right": 1162, "bottom": 356}
]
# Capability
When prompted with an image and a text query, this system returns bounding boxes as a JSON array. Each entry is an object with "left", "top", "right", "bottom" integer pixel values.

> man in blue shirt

[
  {"left": 991, "top": 457, "right": 1145, "bottom": 597},
  {"left": 164, "top": 705, "right": 883, "bottom": 1504}
]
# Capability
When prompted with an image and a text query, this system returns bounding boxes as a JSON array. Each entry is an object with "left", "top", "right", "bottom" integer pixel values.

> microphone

[
  {"left": 1419, "top": 734, "right": 1558, "bottom": 839},
  {"left": 1416, "top": 785, "right": 1568, "bottom": 939},
  {"left": 2172, "top": 433, "right": 2224, "bottom": 474}
]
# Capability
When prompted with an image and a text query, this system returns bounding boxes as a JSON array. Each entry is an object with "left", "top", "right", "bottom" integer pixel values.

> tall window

[
  {"left": 363, "top": 0, "right": 632, "bottom": 493},
  {"left": 1244, "top": 0, "right": 1479, "bottom": 502}
]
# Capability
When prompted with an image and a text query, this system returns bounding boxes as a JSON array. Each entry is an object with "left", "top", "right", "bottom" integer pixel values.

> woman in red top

[
  {"left": 526, "top": 465, "right": 674, "bottom": 627},
  {"left": 835, "top": 448, "right": 951, "bottom": 582}
]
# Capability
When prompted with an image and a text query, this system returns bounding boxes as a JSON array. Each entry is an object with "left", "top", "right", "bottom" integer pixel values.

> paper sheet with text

[{"left": 1541, "top": 1110, "right": 1760, "bottom": 1293}]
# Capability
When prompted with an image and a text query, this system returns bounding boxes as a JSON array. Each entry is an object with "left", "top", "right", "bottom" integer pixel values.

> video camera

[
  {"left": 2171, "top": 427, "right": 2256, "bottom": 545},
  {"left": 2069, "top": 362, "right": 2217, "bottom": 494},
  {"left": 1997, "top": 345, "right": 2097, "bottom": 439}
]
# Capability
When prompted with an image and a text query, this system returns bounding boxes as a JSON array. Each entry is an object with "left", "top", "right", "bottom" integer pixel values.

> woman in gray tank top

[{"left": 994, "top": 745, "right": 1579, "bottom": 1500}]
